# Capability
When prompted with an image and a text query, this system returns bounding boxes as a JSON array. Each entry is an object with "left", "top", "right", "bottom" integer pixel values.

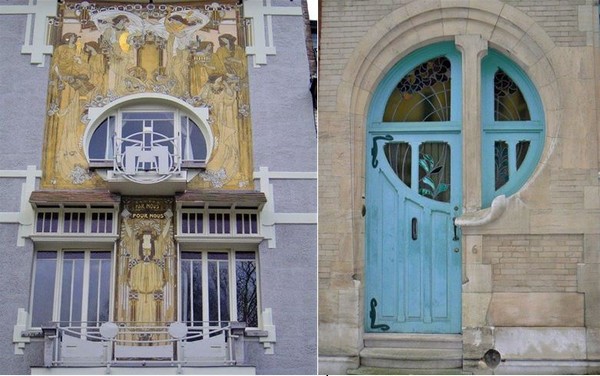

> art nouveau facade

[
  {"left": 319, "top": 0, "right": 600, "bottom": 374},
  {"left": 0, "top": 0, "right": 316, "bottom": 374}
]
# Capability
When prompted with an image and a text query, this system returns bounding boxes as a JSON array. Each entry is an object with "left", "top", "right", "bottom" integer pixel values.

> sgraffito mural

[
  {"left": 42, "top": 1, "right": 252, "bottom": 190},
  {"left": 116, "top": 197, "right": 176, "bottom": 326}
]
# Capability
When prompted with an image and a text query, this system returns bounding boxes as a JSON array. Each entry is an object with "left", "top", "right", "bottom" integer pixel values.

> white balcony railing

[{"left": 41, "top": 321, "right": 247, "bottom": 368}]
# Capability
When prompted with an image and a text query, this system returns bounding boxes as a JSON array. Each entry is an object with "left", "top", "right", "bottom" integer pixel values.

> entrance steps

[{"left": 353, "top": 333, "right": 463, "bottom": 372}]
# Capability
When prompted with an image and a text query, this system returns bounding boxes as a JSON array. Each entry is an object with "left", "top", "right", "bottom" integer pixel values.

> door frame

[{"left": 364, "top": 42, "right": 463, "bottom": 334}]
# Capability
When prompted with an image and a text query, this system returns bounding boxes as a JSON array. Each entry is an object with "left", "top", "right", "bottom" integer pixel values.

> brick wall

[
  {"left": 483, "top": 234, "right": 584, "bottom": 292},
  {"left": 505, "top": 0, "right": 588, "bottom": 46}
]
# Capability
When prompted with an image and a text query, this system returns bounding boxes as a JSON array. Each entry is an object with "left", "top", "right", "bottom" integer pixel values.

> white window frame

[
  {"left": 84, "top": 95, "right": 213, "bottom": 170},
  {"left": 32, "top": 205, "right": 119, "bottom": 243},
  {"left": 29, "top": 247, "right": 116, "bottom": 329},
  {"left": 177, "top": 245, "right": 261, "bottom": 331},
  {"left": 177, "top": 207, "right": 262, "bottom": 242}
]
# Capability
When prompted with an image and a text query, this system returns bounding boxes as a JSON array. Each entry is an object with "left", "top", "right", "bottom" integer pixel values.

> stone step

[
  {"left": 360, "top": 347, "right": 463, "bottom": 370},
  {"left": 348, "top": 366, "right": 466, "bottom": 375},
  {"left": 364, "top": 333, "right": 463, "bottom": 349}
]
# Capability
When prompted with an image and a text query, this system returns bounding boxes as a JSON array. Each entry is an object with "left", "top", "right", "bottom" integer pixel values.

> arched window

[
  {"left": 481, "top": 50, "right": 545, "bottom": 206},
  {"left": 85, "top": 102, "right": 211, "bottom": 182}
]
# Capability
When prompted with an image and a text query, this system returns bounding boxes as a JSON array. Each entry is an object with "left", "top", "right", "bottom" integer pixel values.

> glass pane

[
  {"left": 60, "top": 253, "right": 85, "bottom": 324},
  {"left": 495, "top": 140, "right": 509, "bottom": 190},
  {"left": 182, "top": 118, "right": 207, "bottom": 162},
  {"left": 418, "top": 142, "right": 451, "bottom": 202},
  {"left": 516, "top": 140, "right": 530, "bottom": 170},
  {"left": 219, "top": 261, "right": 230, "bottom": 322},
  {"left": 31, "top": 252, "right": 57, "bottom": 327},
  {"left": 98, "top": 259, "right": 111, "bottom": 323},
  {"left": 236, "top": 257, "right": 257, "bottom": 327},
  {"left": 122, "top": 112, "right": 174, "bottom": 121},
  {"left": 208, "top": 261, "right": 218, "bottom": 322},
  {"left": 87, "top": 252, "right": 111, "bottom": 324},
  {"left": 384, "top": 142, "right": 412, "bottom": 188},
  {"left": 384, "top": 57, "right": 451, "bottom": 122},
  {"left": 60, "top": 259, "right": 73, "bottom": 322},
  {"left": 87, "top": 259, "right": 99, "bottom": 323},
  {"left": 494, "top": 69, "right": 531, "bottom": 121},
  {"left": 181, "top": 260, "right": 191, "bottom": 322},
  {"left": 181, "top": 258, "right": 202, "bottom": 324},
  {"left": 89, "top": 119, "right": 109, "bottom": 160},
  {"left": 192, "top": 261, "right": 202, "bottom": 323}
]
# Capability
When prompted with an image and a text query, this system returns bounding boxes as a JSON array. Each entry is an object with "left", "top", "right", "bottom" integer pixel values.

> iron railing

[{"left": 41, "top": 321, "right": 246, "bottom": 368}]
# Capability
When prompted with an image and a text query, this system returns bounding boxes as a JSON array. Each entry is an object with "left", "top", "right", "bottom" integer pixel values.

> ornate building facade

[
  {"left": 319, "top": 0, "right": 600, "bottom": 374},
  {"left": 0, "top": 0, "right": 316, "bottom": 374}
]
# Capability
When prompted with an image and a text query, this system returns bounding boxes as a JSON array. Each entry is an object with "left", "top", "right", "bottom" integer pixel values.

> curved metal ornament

[
  {"left": 371, "top": 135, "right": 393, "bottom": 168},
  {"left": 369, "top": 298, "right": 390, "bottom": 331}
]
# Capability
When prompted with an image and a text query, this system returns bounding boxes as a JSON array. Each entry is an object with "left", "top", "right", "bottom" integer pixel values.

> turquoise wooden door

[{"left": 365, "top": 43, "right": 462, "bottom": 334}]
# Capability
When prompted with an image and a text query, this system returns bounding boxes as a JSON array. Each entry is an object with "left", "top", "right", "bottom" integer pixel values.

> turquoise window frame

[
  {"left": 481, "top": 50, "right": 545, "bottom": 207},
  {"left": 368, "top": 42, "right": 462, "bottom": 133}
]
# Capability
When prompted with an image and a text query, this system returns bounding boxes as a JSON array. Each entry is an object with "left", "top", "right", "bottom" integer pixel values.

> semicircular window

[
  {"left": 482, "top": 51, "right": 544, "bottom": 207},
  {"left": 87, "top": 106, "right": 208, "bottom": 171},
  {"left": 383, "top": 57, "right": 451, "bottom": 122}
]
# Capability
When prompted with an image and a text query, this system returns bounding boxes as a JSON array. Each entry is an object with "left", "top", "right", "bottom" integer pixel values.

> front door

[{"left": 365, "top": 43, "right": 462, "bottom": 334}]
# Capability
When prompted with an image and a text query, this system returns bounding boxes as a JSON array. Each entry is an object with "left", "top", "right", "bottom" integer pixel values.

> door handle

[
  {"left": 452, "top": 217, "right": 459, "bottom": 241},
  {"left": 411, "top": 217, "right": 417, "bottom": 240}
]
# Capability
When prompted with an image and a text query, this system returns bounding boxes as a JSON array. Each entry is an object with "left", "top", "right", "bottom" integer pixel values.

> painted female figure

[{"left": 190, "top": 41, "right": 225, "bottom": 97}]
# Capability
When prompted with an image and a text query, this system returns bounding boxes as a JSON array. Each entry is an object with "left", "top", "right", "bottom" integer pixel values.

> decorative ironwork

[
  {"left": 371, "top": 135, "right": 393, "bottom": 168},
  {"left": 384, "top": 57, "right": 451, "bottom": 122},
  {"left": 369, "top": 298, "right": 390, "bottom": 331},
  {"left": 494, "top": 69, "right": 530, "bottom": 121}
]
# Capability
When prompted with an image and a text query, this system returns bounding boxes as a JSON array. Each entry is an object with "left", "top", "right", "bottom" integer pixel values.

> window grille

[
  {"left": 236, "top": 213, "right": 258, "bottom": 234},
  {"left": 36, "top": 211, "right": 59, "bottom": 233}
]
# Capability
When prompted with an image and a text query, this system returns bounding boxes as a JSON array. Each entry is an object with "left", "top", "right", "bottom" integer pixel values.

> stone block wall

[{"left": 483, "top": 235, "right": 583, "bottom": 293}]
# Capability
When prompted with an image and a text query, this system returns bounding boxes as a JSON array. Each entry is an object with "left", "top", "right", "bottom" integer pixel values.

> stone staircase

[{"left": 348, "top": 333, "right": 464, "bottom": 374}]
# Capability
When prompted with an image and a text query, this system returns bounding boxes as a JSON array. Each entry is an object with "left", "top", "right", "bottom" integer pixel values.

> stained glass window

[
  {"left": 494, "top": 70, "right": 530, "bottom": 121},
  {"left": 384, "top": 57, "right": 451, "bottom": 122},
  {"left": 482, "top": 51, "right": 544, "bottom": 206}
]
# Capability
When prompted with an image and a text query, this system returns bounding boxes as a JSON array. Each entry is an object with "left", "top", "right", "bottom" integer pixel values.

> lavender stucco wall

[
  {"left": 247, "top": 8, "right": 318, "bottom": 375},
  {"left": 0, "top": 3, "right": 48, "bottom": 373}
]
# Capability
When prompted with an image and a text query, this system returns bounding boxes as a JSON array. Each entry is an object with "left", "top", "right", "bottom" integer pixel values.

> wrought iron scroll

[
  {"left": 369, "top": 298, "right": 390, "bottom": 331},
  {"left": 371, "top": 135, "right": 393, "bottom": 168}
]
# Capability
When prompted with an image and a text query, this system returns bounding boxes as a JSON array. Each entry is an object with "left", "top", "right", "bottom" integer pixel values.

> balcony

[{"left": 33, "top": 321, "right": 254, "bottom": 374}]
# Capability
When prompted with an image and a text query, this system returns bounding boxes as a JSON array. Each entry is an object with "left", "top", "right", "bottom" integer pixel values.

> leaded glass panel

[
  {"left": 384, "top": 57, "right": 451, "bottom": 122},
  {"left": 494, "top": 141, "right": 509, "bottom": 190},
  {"left": 383, "top": 142, "right": 412, "bottom": 188},
  {"left": 516, "top": 140, "right": 530, "bottom": 170},
  {"left": 418, "top": 142, "right": 451, "bottom": 202},
  {"left": 494, "top": 69, "right": 530, "bottom": 121}
]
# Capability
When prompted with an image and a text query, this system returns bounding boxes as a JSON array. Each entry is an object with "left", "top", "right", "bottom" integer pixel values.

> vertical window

[
  {"left": 31, "top": 251, "right": 58, "bottom": 327},
  {"left": 36, "top": 211, "right": 59, "bottom": 233},
  {"left": 482, "top": 51, "right": 544, "bottom": 207},
  {"left": 180, "top": 251, "right": 259, "bottom": 327},
  {"left": 236, "top": 252, "right": 258, "bottom": 327},
  {"left": 30, "top": 250, "right": 112, "bottom": 327}
]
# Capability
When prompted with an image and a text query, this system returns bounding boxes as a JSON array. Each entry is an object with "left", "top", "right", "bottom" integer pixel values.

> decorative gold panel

[
  {"left": 116, "top": 197, "right": 176, "bottom": 324},
  {"left": 42, "top": 1, "right": 252, "bottom": 190}
]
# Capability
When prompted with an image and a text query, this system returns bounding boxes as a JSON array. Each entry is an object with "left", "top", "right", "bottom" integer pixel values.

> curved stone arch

[{"left": 339, "top": 0, "right": 561, "bottom": 207}]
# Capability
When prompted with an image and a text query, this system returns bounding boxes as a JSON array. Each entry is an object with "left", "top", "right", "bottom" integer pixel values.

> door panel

[{"left": 366, "top": 133, "right": 462, "bottom": 333}]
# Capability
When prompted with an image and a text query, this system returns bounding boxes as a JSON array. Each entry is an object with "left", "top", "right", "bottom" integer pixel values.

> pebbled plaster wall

[
  {"left": 247, "top": 6, "right": 317, "bottom": 374},
  {"left": 0, "top": 4, "right": 48, "bottom": 373}
]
